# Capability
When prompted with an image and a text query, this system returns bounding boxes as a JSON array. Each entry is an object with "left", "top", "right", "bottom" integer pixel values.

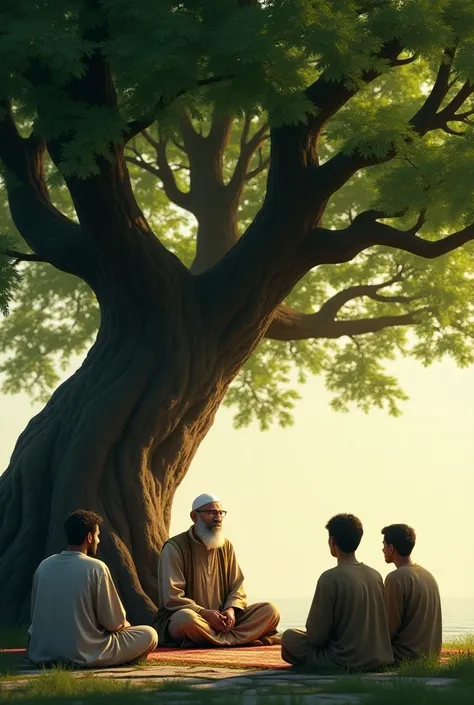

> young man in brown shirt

[
  {"left": 382, "top": 524, "right": 442, "bottom": 662},
  {"left": 282, "top": 514, "right": 393, "bottom": 671}
]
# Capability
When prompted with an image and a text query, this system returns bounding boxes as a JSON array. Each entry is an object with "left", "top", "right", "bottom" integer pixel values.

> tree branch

[
  {"left": 268, "top": 304, "right": 421, "bottom": 341},
  {"left": 0, "top": 248, "right": 47, "bottom": 265},
  {"left": 126, "top": 133, "right": 191, "bottom": 210},
  {"left": 0, "top": 100, "right": 93, "bottom": 278},
  {"left": 124, "top": 75, "right": 233, "bottom": 141},
  {"left": 245, "top": 152, "right": 271, "bottom": 182},
  {"left": 266, "top": 266, "right": 423, "bottom": 341},
  {"left": 240, "top": 114, "right": 253, "bottom": 147},
  {"left": 206, "top": 110, "right": 234, "bottom": 151},
  {"left": 411, "top": 74, "right": 474, "bottom": 136},
  {"left": 125, "top": 132, "right": 192, "bottom": 209},
  {"left": 302, "top": 209, "right": 474, "bottom": 268},
  {"left": 314, "top": 52, "right": 474, "bottom": 200},
  {"left": 152, "top": 139, "right": 191, "bottom": 210},
  {"left": 409, "top": 47, "right": 456, "bottom": 130},
  {"left": 228, "top": 120, "right": 270, "bottom": 196},
  {"left": 41, "top": 17, "right": 182, "bottom": 277},
  {"left": 305, "top": 39, "right": 406, "bottom": 136},
  {"left": 124, "top": 154, "right": 161, "bottom": 179}
]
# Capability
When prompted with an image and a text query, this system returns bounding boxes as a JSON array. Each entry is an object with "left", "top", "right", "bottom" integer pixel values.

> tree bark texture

[{"left": 0, "top": 310, "right": 225, "bottom": 625}]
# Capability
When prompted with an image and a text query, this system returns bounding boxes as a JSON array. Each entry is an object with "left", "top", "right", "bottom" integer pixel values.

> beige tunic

[
  {"left": 385, "top": 564, "right": 442, "bottom": 661},
  {"left": 157, "top": 528, "right": 247, "bottom": 614},
  {"left": 282, "top": 563, "right": 394, "bottom": 670},
  {"left": 28, "top": 551, "right": 157, "bottom": 667}
]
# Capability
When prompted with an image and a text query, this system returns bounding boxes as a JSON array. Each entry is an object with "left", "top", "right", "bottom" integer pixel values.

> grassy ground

[
  {"left": 1, "top": 672, "right": 474, "bottom": 705},
  {"left": 1, "top": 632, "right": 474, "bottom": 703}
]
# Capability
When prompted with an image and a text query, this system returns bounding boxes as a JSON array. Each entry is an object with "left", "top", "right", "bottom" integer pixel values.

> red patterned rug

[
  {"left": 1, "top": 646, "right": 471, "bottom": 670},
  {"left": 0, "top": 646, "right": 287, "bottom": 669},
  {"left": 148, "top": 645, "right": 288, "bottom": 669}
]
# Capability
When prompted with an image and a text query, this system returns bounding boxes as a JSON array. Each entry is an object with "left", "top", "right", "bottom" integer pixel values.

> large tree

[{"left": 1, "top": 0, "right": 474, "bottom": 626}]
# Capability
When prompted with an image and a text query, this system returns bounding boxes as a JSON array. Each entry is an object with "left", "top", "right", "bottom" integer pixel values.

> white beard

[{"left": 195, "top": 518, "right": 226, "bottom": 550}]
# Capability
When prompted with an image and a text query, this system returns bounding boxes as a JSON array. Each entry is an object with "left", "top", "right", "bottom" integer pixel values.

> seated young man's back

[
  {"left": 382, "top": 524, "right": 442, "bottom": 661},
  {"left": 282, "top": 514, "right": 393, "bottom": 671},
  {"left": 28, "top": 510, "right": 157, "bottom": 668},
  {"left": 306, "top": 562, "right": 393, "bottom": 670}
]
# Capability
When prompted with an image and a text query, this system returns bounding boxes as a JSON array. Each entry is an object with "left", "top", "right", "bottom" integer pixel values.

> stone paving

[{"left": 1, "top": 662, "right": 459, "bottom": 703}]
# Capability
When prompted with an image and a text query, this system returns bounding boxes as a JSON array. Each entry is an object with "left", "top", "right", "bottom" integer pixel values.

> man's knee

[
  {"left": 140, "top": 626, "right": 158, "bottom": 650},
  {"left": 125, "top": 625, "right": 158, "bottom": 653},
  {"left": 281, "top": 628, "right": 296, "bottom": 650},
  {"left": 168, "top": 609, "right": 200, "bottom": 638},
  {"left": 281, "top": 629, "right": 308, "bottom": 665},
  {"left": 110, "top": 626, "right": 158, "bottom": 666},
  {"left": 256, "top": 601, "right": 280, "bottom": 625},
  {"left": 264, "top": 601, "right": 280, "bottom": 620}
]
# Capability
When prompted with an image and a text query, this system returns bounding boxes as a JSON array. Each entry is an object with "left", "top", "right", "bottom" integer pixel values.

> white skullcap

[{"left": 192, "top": 493, "right": 221, "bottom": 511}]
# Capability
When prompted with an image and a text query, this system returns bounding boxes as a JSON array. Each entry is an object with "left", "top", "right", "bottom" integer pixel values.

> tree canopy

[
  {"left": 1, "top": 1, "right": 474, "bottom": 431},
  {"left": 2, "top": 0, "right": 474, "bottom": 627}
]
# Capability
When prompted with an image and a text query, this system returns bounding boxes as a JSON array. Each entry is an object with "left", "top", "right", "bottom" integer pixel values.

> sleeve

[
  {"left": 223, "top": 544, "right": 247, "bottom": 612},
  {"left": 95, "top": 565, "right": 127, "bottom": 632},
  {"left": 305, "top": 574, "right": 335, "bottom": 647},
  {"left": 158, "top": 542, "right": 203, "bottom": 613},
  {"left": 384, "top": 574, "right": 404, "bottom": 639}
]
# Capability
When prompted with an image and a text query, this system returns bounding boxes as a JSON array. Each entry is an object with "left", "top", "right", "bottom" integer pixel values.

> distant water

[{"left": 256, "top": 596, "right": 474, "bottom": 639}]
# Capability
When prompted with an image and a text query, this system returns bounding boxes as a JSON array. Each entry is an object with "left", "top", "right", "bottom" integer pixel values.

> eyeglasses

[{"left": 196, "top": 510, "right": 227, "bottom": 518}]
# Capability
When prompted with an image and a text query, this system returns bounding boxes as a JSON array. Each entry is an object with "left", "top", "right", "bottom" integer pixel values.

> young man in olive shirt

[
  {"left": 282, "top": 514, "right": 393, "bottom": 671},
  {"left": 382, "top": 524, "right": 442, "bottom": 662}
]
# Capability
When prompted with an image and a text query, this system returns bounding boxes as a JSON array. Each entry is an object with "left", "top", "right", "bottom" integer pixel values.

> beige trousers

[
  {"left": 28, "top": 625, "right": 158, "bottom": 669},
  {"left": 100, "top": 626, "right": 158, "bottom": 667},
  {"left": 168, "top": 602, "right": 279, "bottom": 646}
]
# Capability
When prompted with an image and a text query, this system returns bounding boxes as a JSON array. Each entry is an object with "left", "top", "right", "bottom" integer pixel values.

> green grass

[
  {"left": 395, "top": 653, "right": 474, "bottom": 681},
  {"left": 0, "top": 668, "right": 474, "bottom": 705},
  {"left": 443, "top": 634, "right": 474, "bottom": 651},
  {"left": 1, "top": 678, "right": 474, "bottom": 705}
]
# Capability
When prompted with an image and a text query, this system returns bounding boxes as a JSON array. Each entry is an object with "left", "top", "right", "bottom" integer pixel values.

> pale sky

[{"left": 1, "top": 356, "right": 473, "bottom": 607}]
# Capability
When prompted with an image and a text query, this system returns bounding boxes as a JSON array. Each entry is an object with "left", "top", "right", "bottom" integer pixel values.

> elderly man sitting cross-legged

[
  {"left": 28, "top": 510, "right": 158, "bottom": 668},
  {"left": 156, "top": 493, "right": 280, "bottom": 647}
]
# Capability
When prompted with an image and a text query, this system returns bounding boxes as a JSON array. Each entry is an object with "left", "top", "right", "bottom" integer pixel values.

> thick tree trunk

[{"left": 0, "top": 274, "right": 234, "bottom": 628}]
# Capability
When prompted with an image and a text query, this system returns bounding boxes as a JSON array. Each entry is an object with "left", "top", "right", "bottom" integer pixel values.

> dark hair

[
  {"left": 326, "top": 514, "right": 363, "bottom": 553},
  {"left": 64, "top": 509, "right": 103, "bottom": 545},
  {"left": 382, "top": 524, "right": 416, "bottom": 557}
]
